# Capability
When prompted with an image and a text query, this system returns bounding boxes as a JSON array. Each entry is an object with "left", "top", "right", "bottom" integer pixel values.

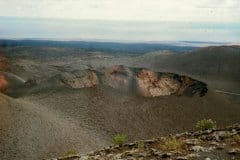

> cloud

[
  {"left": 0, "top": 0, "right": 239, "bottom": 22},
  {"left": 197, "top": 0, "right": 240, "bottom": 8}
]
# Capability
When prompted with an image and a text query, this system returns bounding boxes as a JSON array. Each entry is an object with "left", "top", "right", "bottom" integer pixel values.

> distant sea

[{"left": 0, "top": 16, "right": 239, "bottom": 43}]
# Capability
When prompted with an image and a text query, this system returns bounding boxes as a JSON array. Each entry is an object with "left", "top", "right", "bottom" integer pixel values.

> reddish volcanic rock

[
  {"left": 0, "top": 49, "right": 9, "bottom": 92},
  {"left": 136, "top": 69, "right": 181, "bottom": 97},
  {"left": 101, "top": 66, "right": 207, "bottom": 97},
  {"left": 0, "top": 75, "right": 8, "bottom": 92}
]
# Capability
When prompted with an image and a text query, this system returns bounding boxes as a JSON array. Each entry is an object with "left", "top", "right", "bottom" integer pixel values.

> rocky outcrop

[
  {"left": 48, "top": 124, "right": 240, "bottom": 160},
  {"left": 136, "top": 70, "right": 181, "bottom": 97},
  {"left": 60, "top": 65, "right": 208, "bottom": 97},
  {"left": 0, "top": 65, "right": 208, "bottom": 97},
  {"left": 1, "top": 63, "right": 206, "bottom": 97},
  {"left": 60, "top": 69, "right": 98, "bottom": 88}
]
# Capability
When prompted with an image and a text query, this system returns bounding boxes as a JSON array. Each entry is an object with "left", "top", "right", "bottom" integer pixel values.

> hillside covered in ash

[{"left": 0, "top": 43, "right": 239, "bottom": 159}]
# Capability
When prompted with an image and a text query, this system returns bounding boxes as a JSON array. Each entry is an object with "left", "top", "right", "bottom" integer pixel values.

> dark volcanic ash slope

[
  {"left": 11, "top": 85, "right": 239, "bottom": 159},
  {"left": 1, "top": 65, "right": 239, "bottom": 159},
  {"left": 0, "top": 45, "right": 239, "bottom": 159},
  {"left": 0, "top": 92, "right": 110, "bottom": 160}
]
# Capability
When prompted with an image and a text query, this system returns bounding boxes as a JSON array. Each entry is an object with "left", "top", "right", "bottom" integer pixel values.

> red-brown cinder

[
  {"left": 0, "top": 48, "right": 9, "bottom": 92},
  {"left": 0, "top": 75, "right": 8, "bottom": 92}
]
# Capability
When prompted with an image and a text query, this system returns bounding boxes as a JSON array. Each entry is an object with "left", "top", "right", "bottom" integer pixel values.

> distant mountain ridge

[{"left": 0, "top": 39, "right": 199, "bottom": 54}]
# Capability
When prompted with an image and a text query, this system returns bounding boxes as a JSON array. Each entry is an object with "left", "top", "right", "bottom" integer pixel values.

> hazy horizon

[
  {"left": 0, "top": 0, "right": 240, "bottom": 43},
  {"left": 1, "top": 16, "right": 240, "bottom": 43}
]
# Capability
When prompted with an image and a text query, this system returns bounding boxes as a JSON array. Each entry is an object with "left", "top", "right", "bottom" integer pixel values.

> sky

[{"left": 0, "top": 0, "right": 240, "bottom": 42}]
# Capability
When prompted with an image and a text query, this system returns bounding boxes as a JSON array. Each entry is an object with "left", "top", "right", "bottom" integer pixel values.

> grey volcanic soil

[
  {"left": 0, "top": 46, "right": 240, "bottom": 159},
  {"left": 1, "top": 87, "right": 240, "bottom": 159},
  {"left": 0, "top": 92, "right": 110, "bottom": 159}
]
